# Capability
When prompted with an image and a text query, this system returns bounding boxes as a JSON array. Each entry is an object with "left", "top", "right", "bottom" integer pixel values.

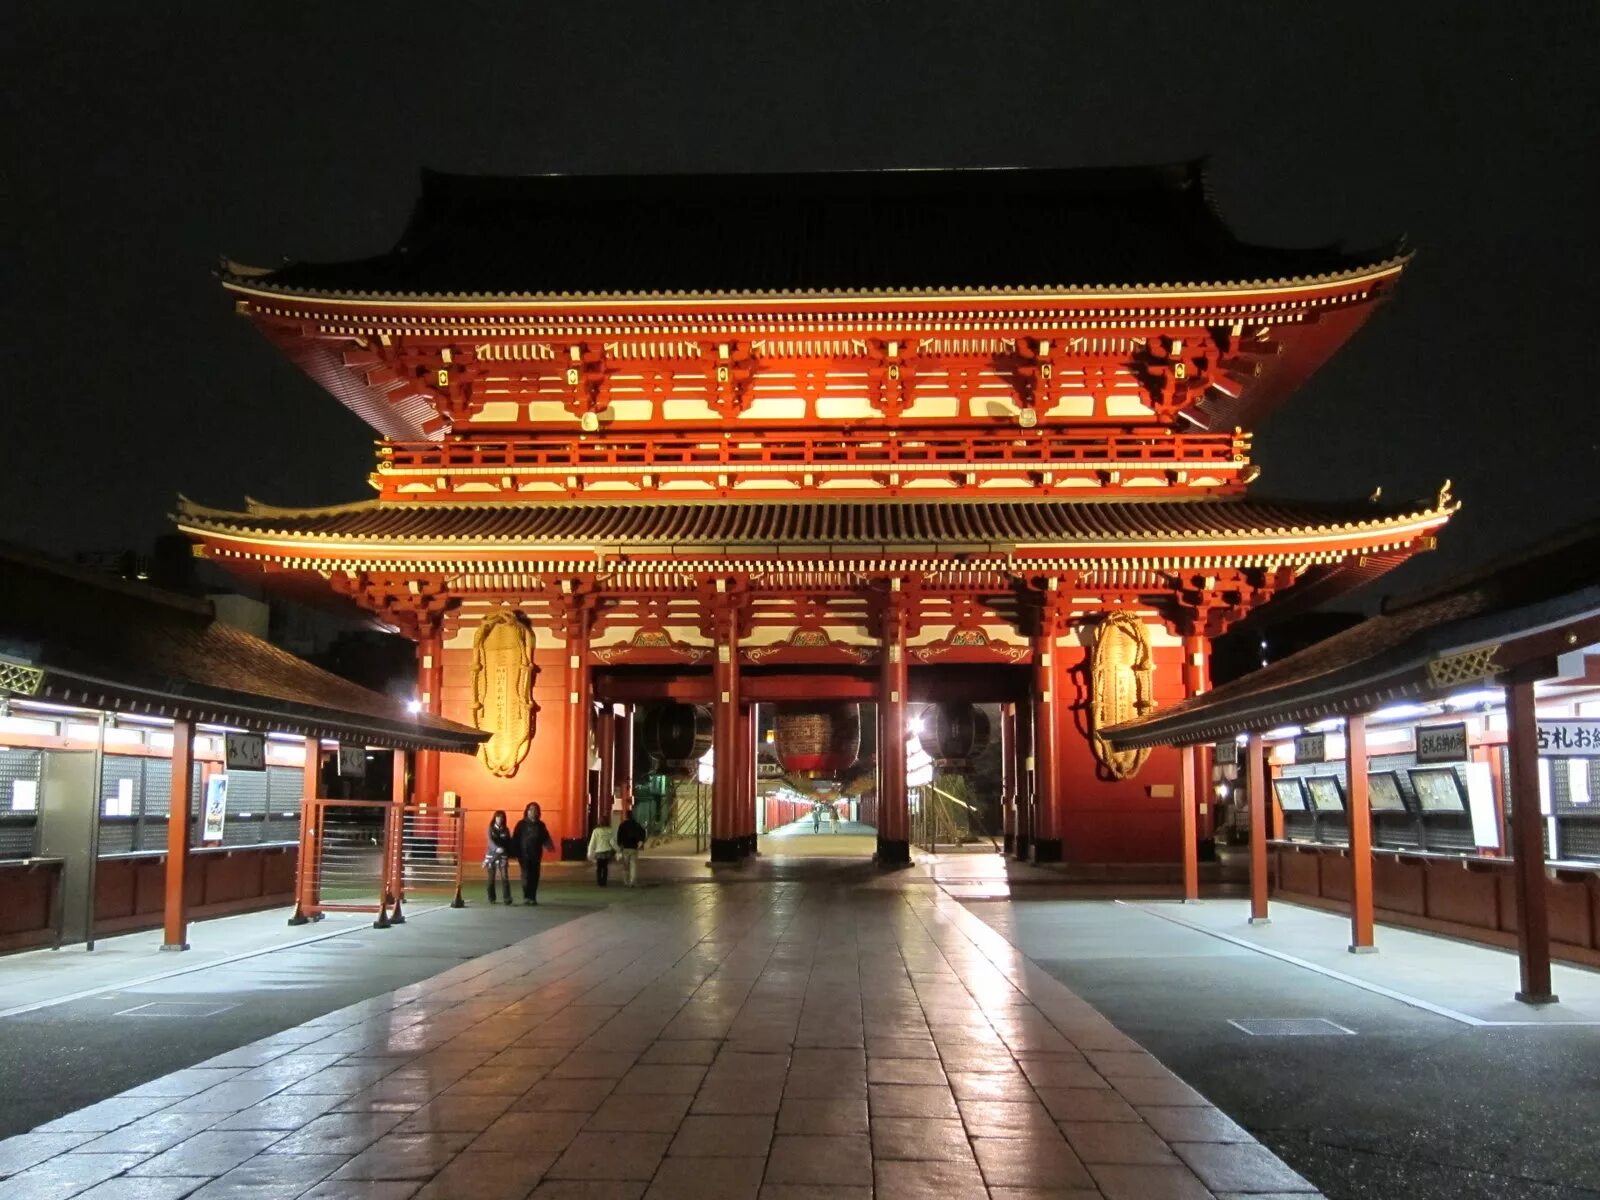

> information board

[
  {"left": 225, "top": 732, "right": 266, "bottom": 772},
  {"left": 1415, "top": 722, "right": 1469, "bottom": 764}
]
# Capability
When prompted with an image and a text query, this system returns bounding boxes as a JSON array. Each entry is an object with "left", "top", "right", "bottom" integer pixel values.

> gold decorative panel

[
  {"left": 1089, "top": 611, "right": 1154, "bottom": 779},
  {"left": 472, "top": 610, "right": 536, "bottom": 778}
]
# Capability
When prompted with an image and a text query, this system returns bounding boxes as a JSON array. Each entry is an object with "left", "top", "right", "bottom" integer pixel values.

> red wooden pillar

[
  {"left": 743, "top": 703, "right": 759, "bottom": 854},
  {"left": 596, "top": 705, "right": 617, "bottom": 827},
  {"left": 1346, "top": 714, "right": 1376, "bottom": 952},
  {"left": 1014, "top": 697, "right": 1034, "bottom": 859},
  {"left": 616, "top": 705, "right": 635, "bottom": 812},
  {"left": 162, "top": 717, "right": 195, "bottom": 950},
  {"left": 415, "top": 624, "right": 444, "bottom": 808},
  {"left": 1031, "top": 625, "right": 1063, "bottom": 863},
  {"left": 1181, "top": 630, "right": 1216, "bottom": 842},
  {"left": 1247, "top": 731, "right": 1270, "bottom": 923},
  {"left": 999, "top": 702, "right": 1017, "bottom": 856},
  {"left": 1507, "top": 672, "right": 1558, "bottom": 1004},
  {"left": 563, "top": 604, "right": 592, "bottom": 860},
  {"left": 289, "top": 737, "right": 319, "bottom": 925},
  {"left": 710, "top": 600, "right": 742, "bottom": 863},
  {"left": 1179, "top": 743, "right": 1199, "bottom": 902},
  {"left": 876, "top": 589, "right": 911, "bottom": 867}
]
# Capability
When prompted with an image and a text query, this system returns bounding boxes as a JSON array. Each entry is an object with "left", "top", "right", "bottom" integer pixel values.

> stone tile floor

[{"left": 0, "top": 878, "right": 1321, "bottom": 1198}]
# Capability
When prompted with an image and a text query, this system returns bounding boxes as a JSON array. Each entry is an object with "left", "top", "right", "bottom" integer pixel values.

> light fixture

[
  {"left": 1265, "top": 725, "right": 1303, "bottom": 740},
  {"left": 1445, "top": 688, "right": 1503, "bottom": 709},
  {"left": 1370, "top": 703, "right": 1433, "bottom": 723},
  {"left": 405, "top": 698, "right": 423, "bottom": 715}
]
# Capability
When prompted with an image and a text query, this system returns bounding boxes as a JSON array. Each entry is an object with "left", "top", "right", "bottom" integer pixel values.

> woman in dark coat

[
  {"left": 511, "top": 802, "right": 555, "bottom": 905},
  {"left": 485, "top": 810, "right": 514, "bottom": 905}
]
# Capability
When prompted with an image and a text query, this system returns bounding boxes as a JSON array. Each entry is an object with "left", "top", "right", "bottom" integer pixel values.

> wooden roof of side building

[
  {"left": 1103, "top": 521, "right": 1600, "bottom": 748},
  {"left": 221, "top": 162, "right": 1405, "bottom": 301},
  {"left": 0, "top": 544, "right": 485, "bottom": 752}
]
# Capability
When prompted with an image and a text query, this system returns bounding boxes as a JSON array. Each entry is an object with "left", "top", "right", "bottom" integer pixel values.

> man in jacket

[
  {"left": 512, "top": 802, "right": 555, "bottom": 905},
  {"left": 616, "top": 809, "right": 646, "bottom": 887}
]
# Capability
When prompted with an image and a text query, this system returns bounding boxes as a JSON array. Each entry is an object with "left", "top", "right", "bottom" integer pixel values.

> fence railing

[{"left": 292, "top": 800, "right": 466, "bottom": 927}]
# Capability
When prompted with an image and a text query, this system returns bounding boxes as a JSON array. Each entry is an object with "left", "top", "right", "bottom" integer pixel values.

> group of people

[{"left": 484, "top": 803, "right": 647, "bottom": 904}]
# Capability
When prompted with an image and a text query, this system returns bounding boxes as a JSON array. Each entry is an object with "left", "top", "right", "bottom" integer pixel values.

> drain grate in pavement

[
  {"left": 1228, "top": 1017, "right": 1355, "bottom": 1036},
  {"left": 114, "top": 1001, "right": 241, "bottom": 1018}
]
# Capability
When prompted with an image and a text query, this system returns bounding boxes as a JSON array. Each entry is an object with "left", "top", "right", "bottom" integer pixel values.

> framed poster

[
  {"left": 1409, "top": 767, "right": 1467, "bottom": 814},
  {"left": 1367, "top": 771, "right": 1409, "bottom": 813},
  {"left": 1272, "top": 778, "right": 1309, "bottom": 812},
  {"left": 203, "top": 775, "right": 228, "bottom": 841},
  {"left": 1305, "top": 775, "right": 1346, "bottom": 813}
]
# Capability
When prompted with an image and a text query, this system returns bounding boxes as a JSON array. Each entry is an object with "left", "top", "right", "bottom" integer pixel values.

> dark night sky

[{"left": 6, "top": 3, "right": 1597, "bottom": 600}]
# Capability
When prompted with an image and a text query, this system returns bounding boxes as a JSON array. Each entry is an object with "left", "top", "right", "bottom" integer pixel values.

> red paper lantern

[{"left": 774, "top": 702, "right": 862, "bottom": 780}]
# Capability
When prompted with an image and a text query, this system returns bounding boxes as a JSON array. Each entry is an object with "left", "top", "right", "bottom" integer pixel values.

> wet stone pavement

[{"left": 0, "top": 877, "right": 1320, "bottom": 1198}]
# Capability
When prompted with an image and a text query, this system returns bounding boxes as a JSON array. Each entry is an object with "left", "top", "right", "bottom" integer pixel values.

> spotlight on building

[{"left": 405, "top": 698, "right": 423, "bottom": 715}]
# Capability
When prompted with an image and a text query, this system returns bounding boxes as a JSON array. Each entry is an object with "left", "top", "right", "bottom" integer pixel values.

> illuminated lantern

[
  {"left": 643, "top": 703, "right": 712, "bottom": 780},
  {"left": 921, "top": 702, "right": 992, "bottom": 770},
  {"left": 774, "top": 702, "right": 862, "bottom": 780}
]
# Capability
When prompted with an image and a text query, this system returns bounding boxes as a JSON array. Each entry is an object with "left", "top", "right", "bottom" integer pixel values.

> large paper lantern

[
  {"left": 643, "top": 703, "right": 712, "bottom": 780},
  {"left": 774, "top": 702, "right": 862, "bottom": 780},
  {"left": 920, "top": 702, "right": 992, "bottom": 771}
]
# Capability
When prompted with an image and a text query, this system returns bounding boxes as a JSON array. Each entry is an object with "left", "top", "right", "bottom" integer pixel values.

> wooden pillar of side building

[
  {"left": 1507, "top": 670, "right": 1558, "bottom": 1004},
  {"left": 1346, "top": 713, "right": 1376, "bottom": 952},
  {"left": 876, "top": 591, "right": 911, "bottom": 867},
  {"left": 161, "top": 717, "right": 195, "bottom": 950},
  {"left": 289, "top": 736, "right": 320, "bottom": 925},
  {"left": 710, "top": 602, "right": 743, "bottom": 863},
  {"left": 562, "top": 605, "right": 593, "bottom": 861},
  {"left": 1247, "top": 730, "right": 1270, "bottom": 923},
  {"left": 1178, "top": 743, "right": 1199, "bottom": 902},
  {"left": 999, "top": 702, "right": 1017, "bottom": 856}
]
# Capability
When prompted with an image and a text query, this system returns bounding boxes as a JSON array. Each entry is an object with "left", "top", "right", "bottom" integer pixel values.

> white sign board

[
  {"left": 11, "top": 779, "right": 37, "bottom": 812},
  {"left": 225, "top": 732, "right": 266, "bottom": 772},
  {"left": 1415, "top": 722, "right": 1470, "bottom": 764},
  {"left": 1293, "top": 733, "right": 1326, "bottom": 763},
  {"left": 202, "top": 775, "right": 228, "bottom": 841},
  {"left": 337, "top": 746, "right": 367, "bottom": 779},
  {"left": 1463, "top": 760, "right": 1500, "bottom": 849},
  {"left": 1536, "top": 719, "right": 1600, "bottom": 757}
]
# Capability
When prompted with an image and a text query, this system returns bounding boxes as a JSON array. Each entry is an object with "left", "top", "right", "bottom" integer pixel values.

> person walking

[
  {"left": 616, "top": 808, "right": 646, "bottom": 887},
  {"left": 512, "top": 802, "right": 554, "bottom": 905},
  {"left": 811, "top": 802, "right": 822, "bottom": 834},
  {"left": 586, "top": 818, "right": 619, "bottom": 887},
  {"left": 485, "top": 809, "right": 514, "bottom": 905}
]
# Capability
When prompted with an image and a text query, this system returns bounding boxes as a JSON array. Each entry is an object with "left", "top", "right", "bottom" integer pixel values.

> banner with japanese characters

[{"left": 1536, "top": 719, "right": 1600, "bottom": 757}]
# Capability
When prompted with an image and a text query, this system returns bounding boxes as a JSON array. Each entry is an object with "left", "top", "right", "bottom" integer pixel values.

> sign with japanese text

[
  {"left": 337, "top": 746, "right": 367, "bottom": 779},
  {"left": 1536, "top": 719, "right": 1600, "bottom": 757},
  {"left": 1293, "top": 733, "right": 1326, "bottom": 763},
  {"left": 224, "top": 732, "right": 266, "bottom": 772},
  {"left": 1214, "top": 740, "right": 1239, "bottom": 766},
  {"left": 1415, "top": 722, "right": 1470, "bottom": 764}
]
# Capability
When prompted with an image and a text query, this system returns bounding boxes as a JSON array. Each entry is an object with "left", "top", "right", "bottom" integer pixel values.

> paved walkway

[{"left": 0, "top": 872, "right": 1317, "bottom": 1199}]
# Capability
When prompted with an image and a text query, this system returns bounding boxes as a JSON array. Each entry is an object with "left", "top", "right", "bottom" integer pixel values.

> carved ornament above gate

[
  {"left": 472, "top": 610, "right": 537, "bottom": 778},
  {"left": 1089, "top": 611, "right": 1155, "bottom": 780}
]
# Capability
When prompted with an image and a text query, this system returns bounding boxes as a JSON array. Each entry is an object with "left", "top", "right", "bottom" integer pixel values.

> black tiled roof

[
  {"left": 232, "top": 162, "right": 1399, "bottom": 298},
  {"left": 177, "top": 495, "right": 1441, "bottom": 550},
  {"left": 0, "top": 544, "right": 483, "bottom": 752}
]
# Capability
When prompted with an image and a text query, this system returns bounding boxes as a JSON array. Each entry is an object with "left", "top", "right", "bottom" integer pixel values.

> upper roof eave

[{"left": 219, "top": 255, "right": 1410, "bottom": 310}]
